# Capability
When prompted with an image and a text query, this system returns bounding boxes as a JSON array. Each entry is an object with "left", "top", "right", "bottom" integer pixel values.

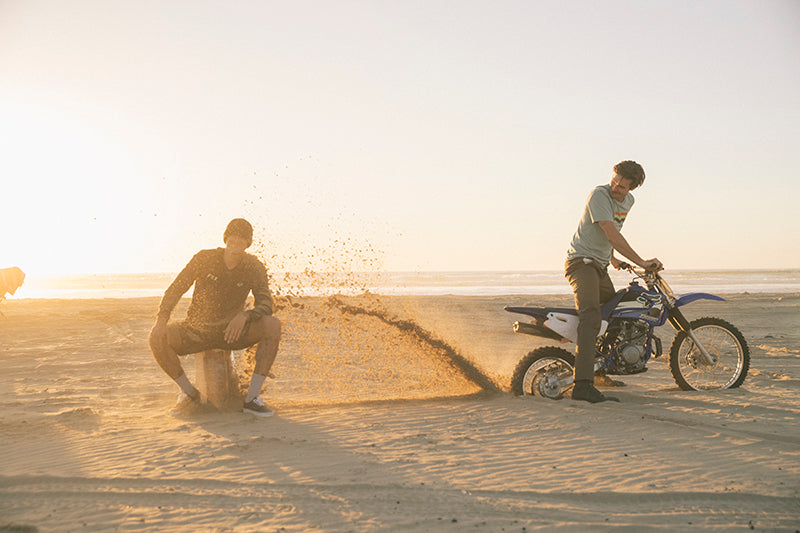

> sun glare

[{"left": 0, "top": 102, "right": 154, "bottom": 275}]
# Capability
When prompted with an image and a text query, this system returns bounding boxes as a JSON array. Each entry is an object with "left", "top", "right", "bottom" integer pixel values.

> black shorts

[{"left": 170, "top": 321, "right": 255, "bottom": 355}]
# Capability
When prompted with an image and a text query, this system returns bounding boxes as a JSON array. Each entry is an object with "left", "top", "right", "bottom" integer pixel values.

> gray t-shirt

[{"left": 566, "top": 184, "right": 635, "bottom": 268}]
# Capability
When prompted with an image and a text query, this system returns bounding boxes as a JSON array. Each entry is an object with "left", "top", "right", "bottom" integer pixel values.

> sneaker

[
  {"left": 243, "top": 396, "right": 274, "bottom": 417},
  {"left": 169, "top": 390, "right": 200, "bottom": 416},
  {"left": 572, "top": 381, "right": 620, "bottom": 403}
]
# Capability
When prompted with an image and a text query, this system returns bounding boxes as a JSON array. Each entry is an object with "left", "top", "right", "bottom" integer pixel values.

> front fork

[{"left": 666, "top": 303, "right": 716, "bottom": 365}]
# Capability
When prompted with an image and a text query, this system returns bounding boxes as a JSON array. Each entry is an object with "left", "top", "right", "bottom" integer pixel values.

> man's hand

[
  {"left": 610, "top": 252, "right": 631, "bottom": 270},
  {"left": 224, "top": 312, "right": 249, "bottom": 344},
  {"left": 642, "top": 258, "right": 663, "bottom": 271}
]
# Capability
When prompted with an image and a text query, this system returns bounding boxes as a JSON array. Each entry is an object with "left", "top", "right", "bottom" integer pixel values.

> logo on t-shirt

[{"left": 614, "top": 211, "right": 628, "bottom": 224}]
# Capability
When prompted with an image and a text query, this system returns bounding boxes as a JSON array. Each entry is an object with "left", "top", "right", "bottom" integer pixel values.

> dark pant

[
  {"left": 169, "top": 320, "right": 256, "bottom": 356},
  {"left": 565, "top": 258, "right": 616, "bottom": 381}
]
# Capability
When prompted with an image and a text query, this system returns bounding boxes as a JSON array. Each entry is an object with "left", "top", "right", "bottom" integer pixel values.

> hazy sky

[{"left": 1, "top": 0, "right": 798, "bottom": 274}]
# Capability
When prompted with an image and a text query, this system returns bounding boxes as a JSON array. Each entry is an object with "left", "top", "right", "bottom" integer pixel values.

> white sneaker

[
  {"left": 243, "top": 396, "right": 274, "bottom": 417},
  {"left": 169, "top": 391, "right": 200, "bottom": 416}
]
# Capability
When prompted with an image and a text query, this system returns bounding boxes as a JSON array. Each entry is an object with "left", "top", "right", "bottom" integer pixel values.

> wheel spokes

[
  {"left": 679, "top": 325, "right": 743, "bottom": 389},
  {"left": 523, "top": 358, "right": 572, "bottom": 398}
]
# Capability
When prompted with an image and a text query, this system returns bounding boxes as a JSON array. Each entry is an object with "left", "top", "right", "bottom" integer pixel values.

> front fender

[{"left": 674, "top": 292, "right": 725, "bottom": 308}]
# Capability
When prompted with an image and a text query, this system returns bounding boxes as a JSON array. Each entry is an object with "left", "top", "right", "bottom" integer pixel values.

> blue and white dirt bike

[{"left": 506, "top": 264, "right": 750, "bottom": 398}]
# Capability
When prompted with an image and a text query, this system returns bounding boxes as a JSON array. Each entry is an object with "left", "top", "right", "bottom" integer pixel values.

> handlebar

[
  {"left": 617, "top": 261, "right": 675, "bottom": 298},
  {"left": 617, "top": 261, "right": 663, "bottom": 273}
]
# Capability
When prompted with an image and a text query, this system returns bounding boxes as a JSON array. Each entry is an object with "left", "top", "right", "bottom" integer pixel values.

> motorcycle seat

[
  {"left": 505, "top": 288, "right": 629, "bottom": 321},
  {"left": 504, "top": 306, "right": 577, "bottom": 317}
]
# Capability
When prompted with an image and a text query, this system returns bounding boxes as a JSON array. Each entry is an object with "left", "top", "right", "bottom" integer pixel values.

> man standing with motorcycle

[{"left": 566, "top": 160, "right": 663, "bottom": 403}]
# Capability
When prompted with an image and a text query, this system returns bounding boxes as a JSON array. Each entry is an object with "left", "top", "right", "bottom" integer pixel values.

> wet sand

[{"left": 1, "top": 293, "right": 798, "bottom": 531}]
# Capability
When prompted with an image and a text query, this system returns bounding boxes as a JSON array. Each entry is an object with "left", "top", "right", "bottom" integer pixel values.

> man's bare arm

[{"left": 598, "top": 221, "right": 662, "bottom": 270}]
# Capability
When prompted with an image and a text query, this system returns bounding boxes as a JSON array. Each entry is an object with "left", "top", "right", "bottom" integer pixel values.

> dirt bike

[{"left": 506, "top": 264, "right": 750, "bottom": 398}]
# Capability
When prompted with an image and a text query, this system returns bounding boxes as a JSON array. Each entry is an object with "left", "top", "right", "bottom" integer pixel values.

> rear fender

[{"left": 544, "top": 312, "right": 608, "bottom": 343}]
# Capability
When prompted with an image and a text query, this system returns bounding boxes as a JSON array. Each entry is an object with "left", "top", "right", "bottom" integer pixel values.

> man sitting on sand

[
  {"left": 149, "top": 218, "right": 281, "bottom": 417},
  {"left": 566, "top": 161, "right": 662, "bottom": 403}
]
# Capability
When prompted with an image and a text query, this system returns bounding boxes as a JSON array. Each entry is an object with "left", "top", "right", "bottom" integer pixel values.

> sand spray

[
  {"left": 229, "top": 173, "right": 501, "bottom": 405},
  {"left": 232, "top": 291, "right": 501, "bottom": 407}
]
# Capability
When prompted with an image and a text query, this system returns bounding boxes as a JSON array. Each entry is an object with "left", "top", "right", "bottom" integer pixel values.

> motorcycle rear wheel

[
  {"left": 510, "top": 346, "right": 575, "bottom": 399},
  {"left": 669, "top": 317, "right": 750, "bottom": 391}
]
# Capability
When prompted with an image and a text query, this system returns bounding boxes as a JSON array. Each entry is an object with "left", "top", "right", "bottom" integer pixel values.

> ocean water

[{"left": 10, "top": 269, "right": 800, "bottom": 299}]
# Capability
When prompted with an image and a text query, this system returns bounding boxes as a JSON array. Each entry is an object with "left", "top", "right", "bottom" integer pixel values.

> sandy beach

[{"left": 1, "top": 293, "right": 799, "bottom": 532}]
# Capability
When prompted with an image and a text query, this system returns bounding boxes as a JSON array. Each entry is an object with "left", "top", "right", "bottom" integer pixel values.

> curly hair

[{"left": 613, "top": 160, "right": 646, "bottom": 188}]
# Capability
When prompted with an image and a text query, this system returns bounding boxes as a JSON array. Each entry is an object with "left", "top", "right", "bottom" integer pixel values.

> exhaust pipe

[{"left": 512, "top": 321, "right": 569, "bottom": 342}]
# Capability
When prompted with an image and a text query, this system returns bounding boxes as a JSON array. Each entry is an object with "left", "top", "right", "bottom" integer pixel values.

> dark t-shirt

[{"left": 158, "top": 248, "right": 273, "bottom": 327}]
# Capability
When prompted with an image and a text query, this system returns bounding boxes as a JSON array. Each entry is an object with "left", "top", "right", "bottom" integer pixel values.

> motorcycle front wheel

[
  {"left": 669, "top": 317, "right": 750, "bottom": 391},
  {"left": 510, "top": 346, "right": 575, "bottom": 399}
]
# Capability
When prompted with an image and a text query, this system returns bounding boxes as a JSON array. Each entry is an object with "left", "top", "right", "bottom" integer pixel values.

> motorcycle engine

[{"left": 608, "top": 320, "right": 651, "bottom": 374}]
